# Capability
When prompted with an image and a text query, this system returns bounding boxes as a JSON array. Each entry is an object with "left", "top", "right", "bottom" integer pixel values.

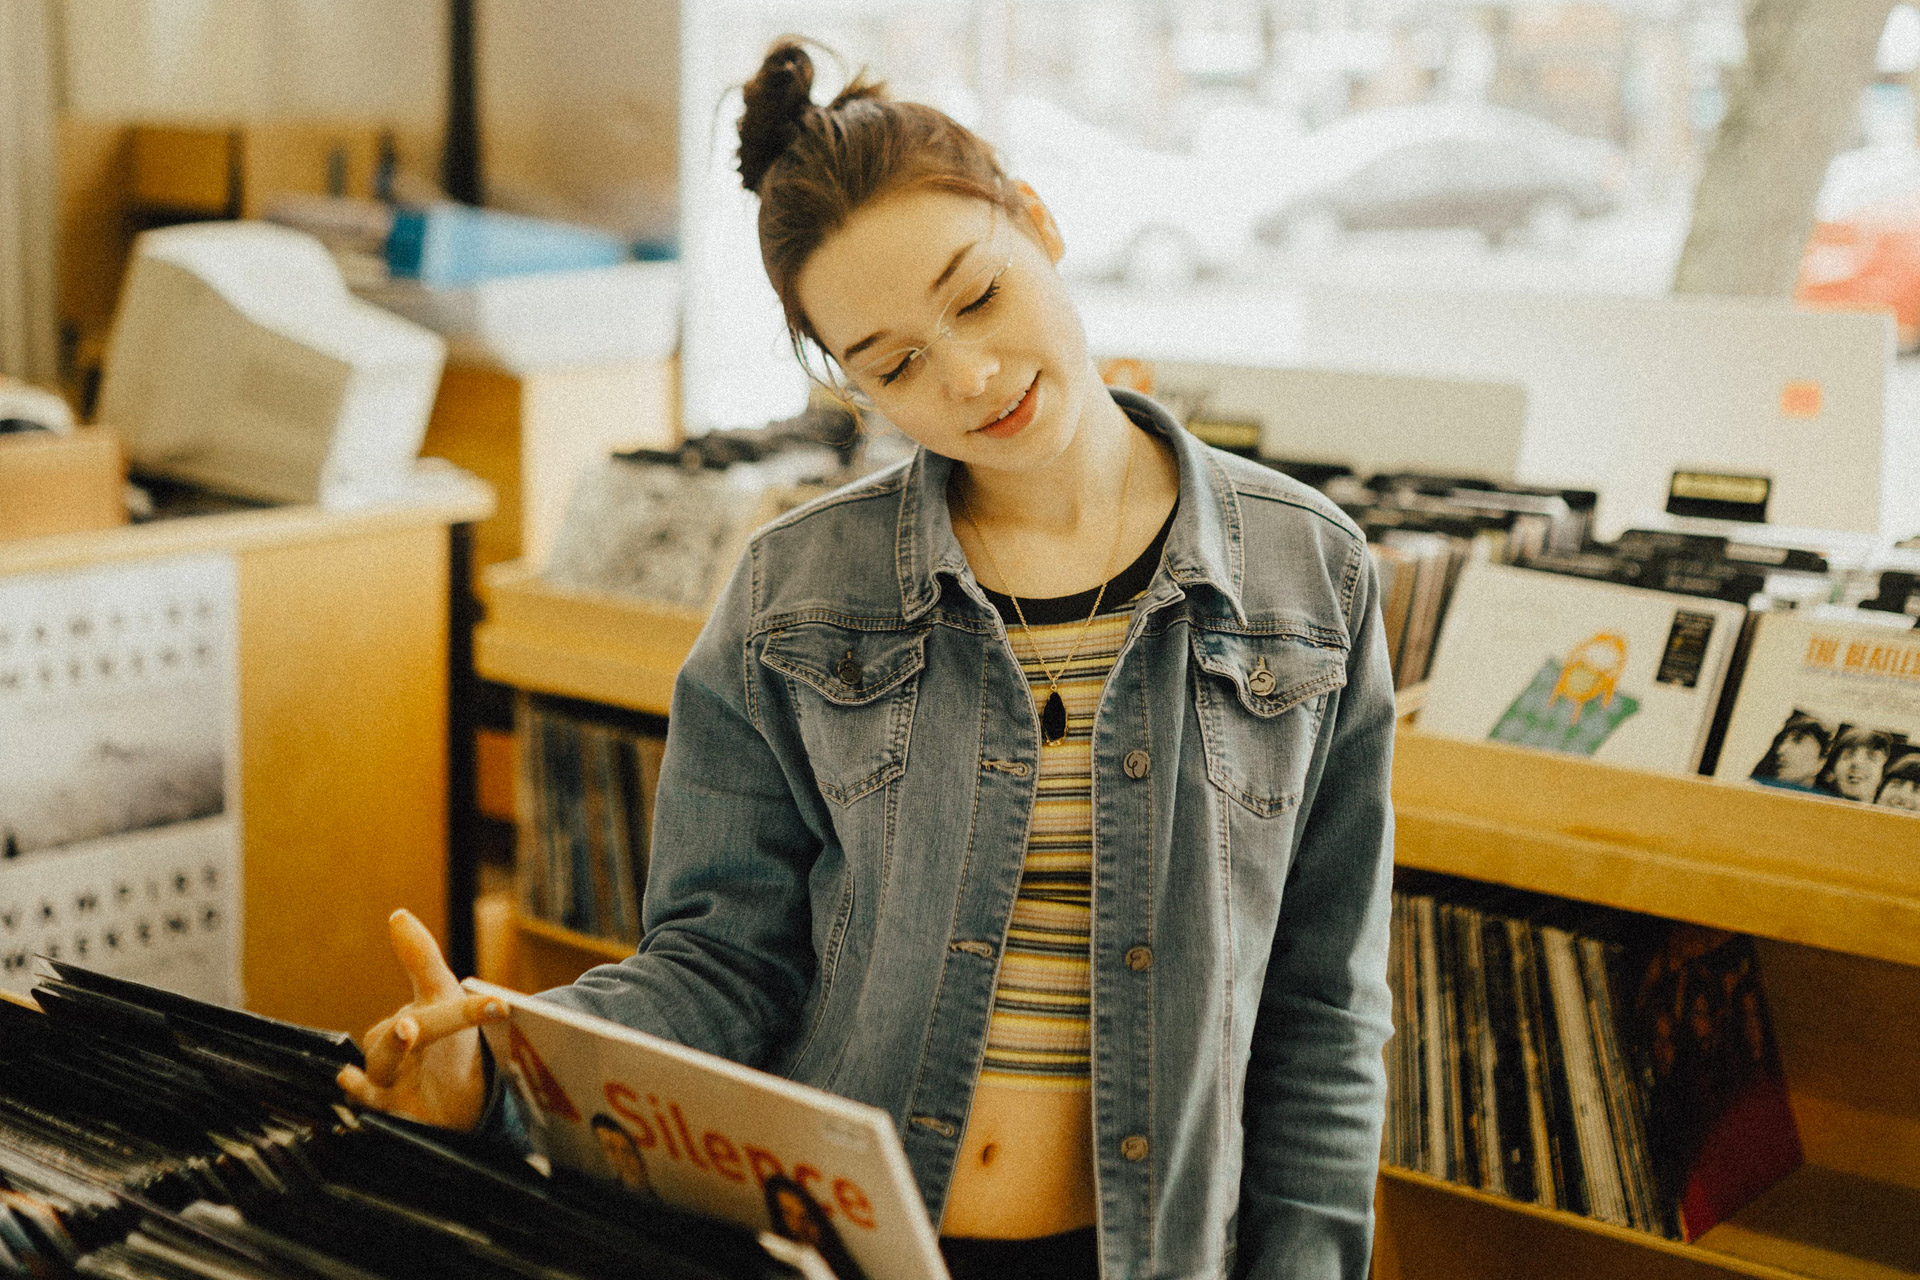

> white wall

[
  {"left": 478, "top": 0, "right": 679, "bottom": 242},
  {"left": 59, "top": 0, "right": 447, "bottom": 128}
]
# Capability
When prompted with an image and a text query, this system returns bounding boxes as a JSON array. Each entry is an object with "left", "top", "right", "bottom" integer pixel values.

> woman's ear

[{"left": 1012, "top": 179, "right": 1065, "bottom": 264}]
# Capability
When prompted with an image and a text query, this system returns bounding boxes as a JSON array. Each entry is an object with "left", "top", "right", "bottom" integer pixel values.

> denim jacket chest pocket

[
  {"left": 1191, "top": 628, "right": 1348, "bottom": 817},
  {"left": 761, "top": 623, "right": 928, "bottom": 806}
]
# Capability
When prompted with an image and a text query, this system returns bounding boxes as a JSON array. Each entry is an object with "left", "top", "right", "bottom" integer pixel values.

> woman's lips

[{"left": 976, "top": 375, "right": 1038, "bottom": 438}]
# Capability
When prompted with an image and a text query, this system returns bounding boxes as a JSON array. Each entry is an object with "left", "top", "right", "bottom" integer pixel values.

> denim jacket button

[
  {"left": 1122, "top": 749, "right": 1151, "bottom": 779},
  {"left": 1247, "top": 666, "right": 1277, "bottom": 697},
  {"left": 1124, "top": 945, "right": 1153, "bottom": 972},
  {"left": 1121, "top": 1134, "right": 1150, "bottom": 1161},
  {"left": 836, "top": 652, "right": 863, "bottom": 686}
]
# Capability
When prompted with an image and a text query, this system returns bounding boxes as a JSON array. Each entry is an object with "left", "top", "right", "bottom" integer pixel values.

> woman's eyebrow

[
  {"left": 927, "top": 240, "right": 979, "bottom": 295},
  {"left": 842, "top": 239, "right": 982, "bottom": 361}
]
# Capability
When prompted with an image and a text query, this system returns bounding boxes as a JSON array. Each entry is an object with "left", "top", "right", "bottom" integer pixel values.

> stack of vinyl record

[
  {"left": 0, "top": 962, "right": 809, "bottom": 1279},
  {"left": 515, "top": 693, "right": 666, "bottom": 945},
  {"left": 1384, "top": 873, "right": 1804, "bottom": 1243},
  {"left": 1257, "top": 465, "right": 1599, "bottom": 691}
]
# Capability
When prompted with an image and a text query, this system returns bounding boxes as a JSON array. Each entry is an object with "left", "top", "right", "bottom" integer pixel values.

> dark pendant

[{"left": 1041, "top": 690, "right": 1068, "bottom": 744}]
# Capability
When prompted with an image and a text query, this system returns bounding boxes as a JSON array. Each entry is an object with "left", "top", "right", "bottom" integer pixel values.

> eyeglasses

[{"left": 842, "top": 209, "right": 1014, "bottom": 389}]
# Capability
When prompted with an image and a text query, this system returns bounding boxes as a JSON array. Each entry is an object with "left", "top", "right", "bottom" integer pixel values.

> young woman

[{"left": 338, "top": 39, "right": 1397, "bottom": 1280}]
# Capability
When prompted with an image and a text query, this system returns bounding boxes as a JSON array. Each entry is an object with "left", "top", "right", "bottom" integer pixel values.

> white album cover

[
  {"left": 471, "top": 982, "right": 947, "bottom": 1280},
  {"left": 1713, "top": 611, "right": 1920, "bottom": 812},
  {"left": 0, "top": 554, "right": 242, "bottom": 1004},
  {"left": 1418, "top": 562, "right": 1747, "bottom": 775}
]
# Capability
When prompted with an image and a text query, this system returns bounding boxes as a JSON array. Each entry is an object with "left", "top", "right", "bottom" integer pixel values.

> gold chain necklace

[{"left": 954, "top": 428, "right": 1139, "bottom": 746}]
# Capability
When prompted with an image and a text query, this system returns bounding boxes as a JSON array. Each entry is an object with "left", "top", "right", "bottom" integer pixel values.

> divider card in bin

[{"left": 466, "top": 980, "right": 949, "bottom": 1280}]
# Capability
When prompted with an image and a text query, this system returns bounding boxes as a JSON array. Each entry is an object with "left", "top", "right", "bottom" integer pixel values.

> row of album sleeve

[
  {"left": 538, "top": 442, "right": 1920, "bottom": 804},
  {"left": 1399, "top": 553, "right": 1920, "bottom": 803},
  {"left": 1385, "top": 872, "right": 1804, "bottom": 1243},
  {"left": 515, "top": 693, "right": 665, "bottom": 944}
]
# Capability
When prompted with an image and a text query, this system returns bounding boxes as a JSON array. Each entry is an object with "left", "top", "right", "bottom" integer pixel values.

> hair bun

[{"left": 738, "top": 39, "right": 816, "bottom": 193}]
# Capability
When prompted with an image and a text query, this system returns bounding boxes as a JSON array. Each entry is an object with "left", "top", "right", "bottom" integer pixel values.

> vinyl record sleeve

[
  {"left": 469, "top": 980, "right": 948, "bottom": 1280},
  {"left": 1419, "top": 563, "right": 1747, "bottom": 774},
  {"left": 1712, "top": 611, "right": 1920, "bottom": 811}
]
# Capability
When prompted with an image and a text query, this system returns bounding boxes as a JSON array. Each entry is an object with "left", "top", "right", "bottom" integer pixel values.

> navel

[{"left": 979, "top": 1142, "right": 999, "bottom": 1167}]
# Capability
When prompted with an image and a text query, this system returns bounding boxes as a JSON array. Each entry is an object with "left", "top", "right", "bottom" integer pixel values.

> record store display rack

[
  {"left": 0, "top": 963, "right": 808, "bottom": 1279},
  {"left": 474, "top": 548, "right": 1920, "bottom": 1280}
]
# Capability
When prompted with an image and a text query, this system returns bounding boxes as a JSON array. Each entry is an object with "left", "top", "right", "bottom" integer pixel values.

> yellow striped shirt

[
  {"left": 973, "top": 507, "right": 1172, "bottom": 1091},
  {"left": 978, "top": 601, "right": 1138, "bottom": 1090}
]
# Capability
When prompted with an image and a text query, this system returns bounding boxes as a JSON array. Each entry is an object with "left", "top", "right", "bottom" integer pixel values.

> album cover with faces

[{"left": 1713, "top": 610, "right": 1920, "bottom": 813}]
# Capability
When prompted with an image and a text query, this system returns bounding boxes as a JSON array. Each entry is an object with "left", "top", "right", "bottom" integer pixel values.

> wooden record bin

[{"left": 475, "top": 561, "right": 1920, "bottom": 1279}]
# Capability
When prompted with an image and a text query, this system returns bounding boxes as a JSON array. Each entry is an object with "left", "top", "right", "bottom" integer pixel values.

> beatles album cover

[{"left": 1713, "top": 610, "right": 1920, "bottom": 811}]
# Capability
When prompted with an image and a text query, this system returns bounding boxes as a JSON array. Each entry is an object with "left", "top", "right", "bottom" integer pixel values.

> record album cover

[
  {"left": 1713, "top": 611, "right": 1920, "bottom": 811},
  {"left": 1418, "top": 563, "right": 1747, "bottom": 774},
  {"left": 470, "top": 981, "right": 947, "bottom": 1280}
]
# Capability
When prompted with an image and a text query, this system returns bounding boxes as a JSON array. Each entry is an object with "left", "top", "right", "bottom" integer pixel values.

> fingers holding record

[
  {"left": 412, "top": 990, "right": 507, "bottom": 1045},
  {"left": 356, "top": 991, "right": 505, "bottom": 1088}
]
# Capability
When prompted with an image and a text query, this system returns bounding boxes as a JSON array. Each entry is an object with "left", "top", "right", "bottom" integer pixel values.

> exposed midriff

[{"left": 940, "top": 1083, "right": 1096, "bottom": 1237}]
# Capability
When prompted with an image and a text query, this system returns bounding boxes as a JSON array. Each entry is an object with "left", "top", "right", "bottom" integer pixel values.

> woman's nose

[{"left": 938, "top": 341, "right": 999, "bottom": 401}]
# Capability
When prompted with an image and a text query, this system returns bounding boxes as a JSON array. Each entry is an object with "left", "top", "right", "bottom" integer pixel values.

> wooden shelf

[
  {"left": 1377, "top": 1164, "right": 1920, "bottom": 1280},
  {"left": 513, "top": 913, "right": 636, "bottom": 993},
  {"left": 474, "top": 562, "right": 703, "bottom": 716},
  {"left": 1704, "top": 1165, "right": 1920, "bottom": 1280},
  {"left": 1385, "top": 732, "right": 1920, "bottom": 1280},
  {"left": 1391, "top": 731, "right": 1920, "bottom": 968},
  {"left": 515, "top": 914, "right": 635, "bottom": 964},
  {"left": 0, "top": 484, "right": 492, "bottom": 577}
]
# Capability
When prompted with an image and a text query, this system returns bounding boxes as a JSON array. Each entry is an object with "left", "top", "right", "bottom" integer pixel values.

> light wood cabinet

[
  {"left": 1379, "top": 734, "right": 1920, "bottom": 1280},
  {"left": 471, "top": 564, "right": 686, "bottom": 988},
  {"left": 1, "top": 488, "right": 490, "bottom": 1037}
]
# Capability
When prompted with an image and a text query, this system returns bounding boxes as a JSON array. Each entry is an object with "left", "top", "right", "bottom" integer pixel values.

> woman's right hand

[{"left": 335, "top": 908, "right": 508, "bottom": 1131}]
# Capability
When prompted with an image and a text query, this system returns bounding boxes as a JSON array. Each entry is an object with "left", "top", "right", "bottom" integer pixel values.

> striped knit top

[{"left": 975, "top": 508, "right": 1174, "bottom": 1091}]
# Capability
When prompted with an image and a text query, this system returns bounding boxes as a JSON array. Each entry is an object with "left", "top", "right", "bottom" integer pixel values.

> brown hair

[{"left": 737, "top": 38, "right": 1022, "bottom": 370}]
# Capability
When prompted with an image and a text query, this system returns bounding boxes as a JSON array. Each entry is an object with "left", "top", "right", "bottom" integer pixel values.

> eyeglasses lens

[{"left": 850, "top": 220, "right": 1012, "bottom": 383}]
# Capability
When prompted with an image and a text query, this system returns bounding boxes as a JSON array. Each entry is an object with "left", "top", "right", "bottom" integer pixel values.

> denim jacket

[{"left": 532, "top": 390, "right": 1396, "bottom": 1280}]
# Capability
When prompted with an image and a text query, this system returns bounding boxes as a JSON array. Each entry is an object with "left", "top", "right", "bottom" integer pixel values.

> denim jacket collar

[{"left": 893, "top": 387, "right": 1248, "bottom": 625}]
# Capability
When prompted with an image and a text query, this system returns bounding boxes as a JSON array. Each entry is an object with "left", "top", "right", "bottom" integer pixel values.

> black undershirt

[{"left": 978, "top": 505, "right": 1176, "bottom": 626}]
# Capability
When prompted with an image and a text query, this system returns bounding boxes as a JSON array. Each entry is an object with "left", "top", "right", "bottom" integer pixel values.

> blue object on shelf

[{"left": 386, "top": 204, "right": 629, "bottom": 287}]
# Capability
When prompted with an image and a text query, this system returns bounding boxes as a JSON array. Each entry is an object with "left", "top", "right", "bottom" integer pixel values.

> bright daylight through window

[{"left": 681, "top": 0, "right": 1920, "bottom": 431}]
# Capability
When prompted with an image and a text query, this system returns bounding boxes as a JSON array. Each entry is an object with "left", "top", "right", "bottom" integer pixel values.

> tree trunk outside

[{"left": 1673, "top": 0, "right": 1898, "bottom": 297}]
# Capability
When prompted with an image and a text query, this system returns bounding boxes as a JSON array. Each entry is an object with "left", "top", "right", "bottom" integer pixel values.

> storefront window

[{"left": 681, "top": 1, "right": 1915, "bottom": 430}]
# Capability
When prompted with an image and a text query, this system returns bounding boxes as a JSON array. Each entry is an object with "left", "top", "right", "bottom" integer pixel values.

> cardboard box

[
  {"left": 128, "top": 122, "right": 387, "bottom": 220},
  {"left": 130, "top": 126, "right": 238, "bottom": 215},
  {"left": 0, "top": 428, "right": 127, "bottom": 542}
]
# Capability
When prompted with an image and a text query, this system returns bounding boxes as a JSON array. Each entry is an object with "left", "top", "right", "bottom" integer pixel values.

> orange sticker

[{"left": 1780, "top": 381, "right": 1822, "bottom": 417}]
